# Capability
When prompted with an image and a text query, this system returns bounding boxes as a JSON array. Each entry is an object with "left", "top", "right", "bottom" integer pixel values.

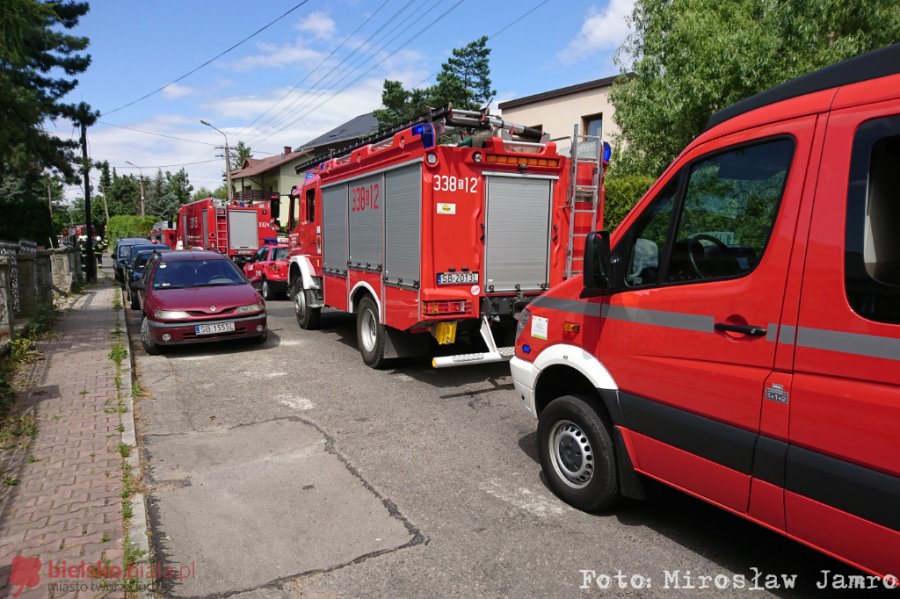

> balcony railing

[{"left": 233, "top": 189, "right": 279, "bottom": 203}]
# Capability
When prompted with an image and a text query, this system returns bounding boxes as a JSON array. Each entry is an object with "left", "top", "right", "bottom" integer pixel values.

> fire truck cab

[
  {"left": 287, "top": 107, "right": 606, "bottom": 368},
  {"left": 511, "top": 45, "right": 900, "bottom": 578}
]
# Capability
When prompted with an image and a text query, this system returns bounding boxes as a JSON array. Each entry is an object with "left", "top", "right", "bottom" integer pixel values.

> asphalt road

[{"left": 127, "top": 296, "right": 889, "bottom": 599}]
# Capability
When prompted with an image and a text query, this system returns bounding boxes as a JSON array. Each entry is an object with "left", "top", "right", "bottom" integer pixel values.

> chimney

[{"left": 283, "top": 146, "right": 292, "bottom": 155}]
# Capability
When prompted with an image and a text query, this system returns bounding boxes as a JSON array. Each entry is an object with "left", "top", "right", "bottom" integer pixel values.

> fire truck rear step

[{"left": 432, "top": 316, "right": 515, "bottom": 368}]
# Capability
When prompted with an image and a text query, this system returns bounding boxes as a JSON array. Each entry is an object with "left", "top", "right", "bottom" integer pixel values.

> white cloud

[
  {"left": 230, "top": 40, "right": 323, "bottom": 71},
  {"left": 161, "top": 83, "right": 194, "bottom": 99},
  {"left": 294, "top": 11, "right": 335, "bottom": 39},
  {"left": 559, "top": 0, "right": 635, "bottom": 63}
]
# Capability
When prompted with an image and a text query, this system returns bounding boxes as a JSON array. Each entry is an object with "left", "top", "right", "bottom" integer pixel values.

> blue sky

[{"left": 52, "top": 0, "right": 634, "bottom": 198}]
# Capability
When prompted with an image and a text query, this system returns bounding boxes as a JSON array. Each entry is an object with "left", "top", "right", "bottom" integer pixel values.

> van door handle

[{"left": 715, "top": 322, "right": 767, "bottom": 336}]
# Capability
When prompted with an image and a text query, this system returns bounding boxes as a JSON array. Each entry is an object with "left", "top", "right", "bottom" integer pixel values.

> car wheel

[
  {"left": 537, "top": 394, "right": 619, "bottom": 512},
  {"left": 293, "top": 283, "right": 321, "bottom": 330},
  {"left": 140, "top": 316, "right": 161, "bottom": 356},
  {"left": 129, "top": 290, "right": 139, "bottom": 310},
  {"left": 261, "top": 279, "right": 270, "bottom": 300},
  {"left": 356, "top": 296, "right": 386, "bottom": 368}
]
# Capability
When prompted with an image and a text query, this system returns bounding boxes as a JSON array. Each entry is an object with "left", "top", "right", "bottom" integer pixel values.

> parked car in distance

[
  {"left": 113, "top": 237, "right": 150, "bottom": 282},
  {"left": 132, "top": 250, "right": 267, "bottom": 354},
  {"left": 126, "top": 247, "right": 171, "bottom": 309},
  {"left": 243, "top": 241, "right": 290, "bottom": 300}
]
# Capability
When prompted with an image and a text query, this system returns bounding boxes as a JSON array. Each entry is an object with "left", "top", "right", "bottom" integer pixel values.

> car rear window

[
  {"left": 154, "top": 259, "right": 245, "bottom": 289},
  {"left": 274, "top": 248, "right": 289, "bottom": 261}
]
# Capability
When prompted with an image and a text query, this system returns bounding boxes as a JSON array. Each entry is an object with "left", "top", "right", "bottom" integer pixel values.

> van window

[
  {"left": 845, "top": 116, "right": 900, "bottom": 325},
  {"left": 624, "top": 180, "right": 677, "bottom": 287},
  {"left": 305, "top": 189, "right": 315, "bottom": 223},
  {"left": 665, "top": 139, "right": 792, "bottom": 283}
]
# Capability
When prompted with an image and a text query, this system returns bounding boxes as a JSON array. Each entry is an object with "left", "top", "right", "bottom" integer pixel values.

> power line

[
  {"left": 97, "top": 120, "right": 217, "bottom": 146},
  {"left": 100, "top": 0, "right": 314, "bottom": 117},
  {"left": 243, "top": 0, "right": 424, "bottom": 142},
  {"left": 245, "top": 0, "right": 440, "bottom": 144},
  {"left": 262, "top": 0, "right": 466, "bottom": 140},
  {"left": 411, "top": 0, "right": 552, "bottom": 89},
  {"left": 114, "top": 158, "right": 221, "bottom": 169},
  {"left": 234, "top": 0, "right": 394, "bottom": 141}
]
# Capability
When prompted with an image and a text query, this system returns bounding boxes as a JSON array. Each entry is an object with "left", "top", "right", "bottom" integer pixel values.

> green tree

[
  {"left": 107, "top": 169, "right": 140, "bottom": 216},
  {"left": 230, "top": 141, "right": 253, "bottom": 171},
  {"left": 610, "top": 0, "right": 900, "bottom": 177},
  {"left": 156, "top": 169, "right": 192, "bottom": 218},
  {"left": 432, "top": 36, "right": 495, "bottom": 110},
  {"left": 373, "top": 37, "right": 496, "bottom": 129},
  {"left": 0, "top": 0, "right": 93, "bottom": 179}
]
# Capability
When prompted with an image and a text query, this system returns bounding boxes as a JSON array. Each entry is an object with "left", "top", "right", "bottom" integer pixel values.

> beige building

[
  {"left": 230, "top": 146, "right": 311, "bottom": 202},
  {"left": 498, "top": 74, "right": 624, "bottom": 145}
]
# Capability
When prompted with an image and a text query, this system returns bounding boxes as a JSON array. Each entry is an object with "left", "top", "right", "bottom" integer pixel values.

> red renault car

[{"left": 133, "top": 250, "right": 267, "bottom": 354}]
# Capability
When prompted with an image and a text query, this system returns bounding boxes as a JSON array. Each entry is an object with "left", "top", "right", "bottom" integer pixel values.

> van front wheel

[{"left": 537, "top": 395, "right": 619, "bottom": 512}]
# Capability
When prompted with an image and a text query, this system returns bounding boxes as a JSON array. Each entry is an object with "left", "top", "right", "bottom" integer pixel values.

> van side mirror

[
  {"left": 583, "top": 231, "right": 614, "bottom": 291},
  {"left": 270, "top": 197, "right": 281, "bottom": 220}
]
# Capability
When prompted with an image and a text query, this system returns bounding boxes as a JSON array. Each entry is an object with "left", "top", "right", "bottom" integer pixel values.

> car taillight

[{"left": 423, "top": 300, "right": 468, "bottom": 315}]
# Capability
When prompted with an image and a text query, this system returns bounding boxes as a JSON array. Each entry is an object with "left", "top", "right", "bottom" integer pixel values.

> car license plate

[
  {"left": 437, "top": 272, "right": 479, "bottom": 285},
  {"left": 195, "top": 322, "right": 235, "bottom": 335}
]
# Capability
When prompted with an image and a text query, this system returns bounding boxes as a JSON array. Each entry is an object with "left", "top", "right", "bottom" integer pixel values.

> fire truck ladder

[{"left": 564, "top": 124, "right": 603, "bottom": 279}]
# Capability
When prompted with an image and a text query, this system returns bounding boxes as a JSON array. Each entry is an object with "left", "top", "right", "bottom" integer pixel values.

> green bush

[
  {"left": 106, "top": 215, "right": 156, "bottom": 247},
  {"left": 603, "top": 174, "right": 656, "bottom": 232}
]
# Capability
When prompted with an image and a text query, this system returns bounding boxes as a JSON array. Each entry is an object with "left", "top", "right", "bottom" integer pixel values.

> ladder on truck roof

[
  {"left": 564, "top": 123, "right": 603, "bottom": 279},
  {"left": 293, "top": 104, "right": 546, "bottom": 175}
]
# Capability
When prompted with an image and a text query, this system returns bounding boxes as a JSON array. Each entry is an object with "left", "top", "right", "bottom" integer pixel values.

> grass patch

[
  {"left": 117, "top": 443, "right": 131, "bottom": 458},
  {"left": 108, "top": 343, "right": 127, "bottom": 366},
  {"left": 0, "top": 413, "right": 38, "bottom": 450},
  {"left": 3, "top": 476, "right": 20, "bottom": 486}
]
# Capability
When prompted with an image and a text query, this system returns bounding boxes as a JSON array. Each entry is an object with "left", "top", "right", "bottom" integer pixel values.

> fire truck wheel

[
  {"left": 356, "top": 297, "right": 386, "bottom": 368},
  {"left": 537, "top": 395, "right": 619, "bottom": 512},
  {"left": 140, "top": 317, "right": 160, "bottom": 356},
  {"left": 294, "top": 286, "right": 321, "bottom": 330}
]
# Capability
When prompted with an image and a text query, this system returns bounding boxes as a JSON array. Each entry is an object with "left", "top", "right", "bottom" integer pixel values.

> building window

[{"left": 583, "top": 113, "right": 602, "bottom": 137}]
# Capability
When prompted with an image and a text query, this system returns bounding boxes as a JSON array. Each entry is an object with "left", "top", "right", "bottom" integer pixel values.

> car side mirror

[
  {"left": 583, "top": 231, "right": 616, "bottom": 293},
  {"left": 131, "top": 281, "right": 145, "bottom": 291}
]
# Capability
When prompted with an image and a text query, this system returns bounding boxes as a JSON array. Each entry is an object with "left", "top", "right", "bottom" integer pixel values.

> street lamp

[
  {"left": 125, "top": 160, "right": 145, "bottom": 218},
  {"left": 200, "top": 119, "right": 233, "bottom": 201}
]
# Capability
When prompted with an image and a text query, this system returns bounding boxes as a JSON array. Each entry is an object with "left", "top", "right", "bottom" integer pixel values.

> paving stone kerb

[{"left": 0, "top": 281, "right": 125, "bottom": 598}]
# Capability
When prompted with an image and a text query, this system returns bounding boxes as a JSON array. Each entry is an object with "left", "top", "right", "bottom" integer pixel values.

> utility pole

[
  {"left": 80, "top": 121, "right": 96, "bottom": 283},
  {"left": 201, "top": 120, "right": 233, "bottom": 201},
  {"left": 126, "top": 161, "right": 145, "bottom": 217}
]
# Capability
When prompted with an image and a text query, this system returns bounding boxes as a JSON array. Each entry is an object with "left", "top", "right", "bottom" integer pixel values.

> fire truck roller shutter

[
  {"left": 349, "top": 173, "right": 384, "bottom": 271},
  {"left": 384, "top": 165, "right": 421, "bottom": 286},
  {"left": 228, "top": 210, "right": 258, "bottom": 250},
  {"left": 322, "top": 184, "right": 349, "bottom": 274},
  {"left": 484, "top": 176, "right": 552, "bottom": 292},
  {"left": 201, "top": 209, "right": 209, "bottom": 248}
]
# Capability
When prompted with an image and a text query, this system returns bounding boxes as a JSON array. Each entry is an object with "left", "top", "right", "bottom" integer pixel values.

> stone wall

[{"left": 0, "top": 241, "right": 82, "bottom": 349}]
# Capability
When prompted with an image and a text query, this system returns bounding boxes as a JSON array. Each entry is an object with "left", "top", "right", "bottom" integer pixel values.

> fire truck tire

[
  {"left": 537, "top": 394, "right": 619, "bottom": 512},
  {"left": 356, "top": 297, "right": 386, "bottom": 368},
  {"left": 140, "top": 316, "right": 161, "bottom": 356},
  {"left": 294, "top": 285, "right": 321, "bottom": 330},
  {"left": 261, "top": 279, "right": 271, "bottom": 301}
]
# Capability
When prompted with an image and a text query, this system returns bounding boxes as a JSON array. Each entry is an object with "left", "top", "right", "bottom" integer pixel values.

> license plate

[
  {"left": 437, "top": 272, "right": 479, "bottom": 285},
  {"left": 195, "top": 322, "right": 235, "bottom": 335}
]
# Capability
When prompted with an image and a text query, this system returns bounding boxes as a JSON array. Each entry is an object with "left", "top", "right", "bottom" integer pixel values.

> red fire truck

[
  {"left": 149, "top": 220, "right": 178, "bottom": 249},
  {"left": 175, "top": 197, "right": 279, "bottom": 264},
  {"left": 286, "top": 106, "right": 607, "bottom": 368}
]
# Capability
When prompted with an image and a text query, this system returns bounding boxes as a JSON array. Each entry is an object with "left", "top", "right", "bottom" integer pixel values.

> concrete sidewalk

[{"left": 0, "top": 278, "right": 126, "bottom": 598}]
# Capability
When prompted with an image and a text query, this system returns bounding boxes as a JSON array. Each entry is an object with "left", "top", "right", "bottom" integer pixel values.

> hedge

[{"left": 106, "top": 215, "right": 157, "bottom": 247}]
